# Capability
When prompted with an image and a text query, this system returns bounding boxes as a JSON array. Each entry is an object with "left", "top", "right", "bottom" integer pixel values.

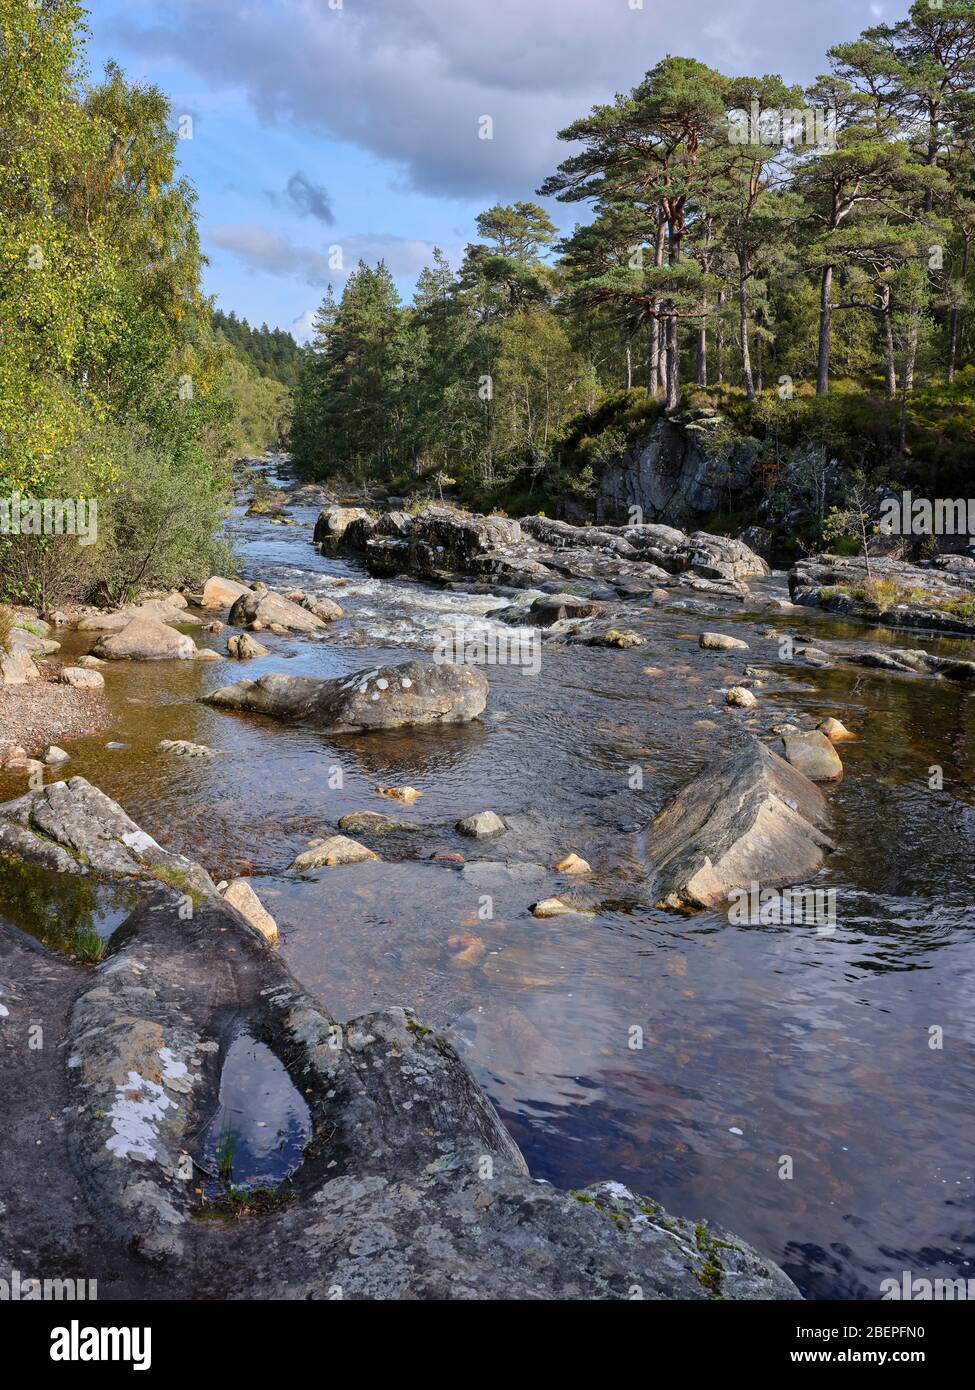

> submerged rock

[
  {"left": 650, "top": 738, "right": 835, "bottom": 911},
  {"left": 818, "top": 717, "right": 856, "bottom": 742},
  {"left": 553, "top": 852, "right": 591, "bottom": 874},
  {"left": 588, "top": 628, "right": 646, "bottom": 649},
  {"left": 289, "top": 834, "right": 379, "bottom": 869},
  {"left": 156, "top": 739, "right": 215, "bottom": 758},
  {"left": 700, "top": 631, "right": 749, "bottom": 651},
  {"left": 456, "top": 810, "right": 507, "bottom": 838},
  {"left": 338, "top": 811, "right": 419, "bottom": 835},
  {"left": 204, "top": 659, "right": 488, "bottom": 733}
]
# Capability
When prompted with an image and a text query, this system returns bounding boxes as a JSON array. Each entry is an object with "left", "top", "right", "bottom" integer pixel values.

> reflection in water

[
  {"left": 196, "top": 1030, "right": 311, "bottom": 1194},
  {"left": 3, "top": 476, "right": 972, "bottom": 1297},
  {"left": 0, "top": 856, "right": 141, "bottom": 955}
]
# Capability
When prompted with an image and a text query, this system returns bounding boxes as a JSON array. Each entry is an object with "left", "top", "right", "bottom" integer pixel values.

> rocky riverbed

[{"left": 2, "top": 454, "right": 974, "bottom": 1300}]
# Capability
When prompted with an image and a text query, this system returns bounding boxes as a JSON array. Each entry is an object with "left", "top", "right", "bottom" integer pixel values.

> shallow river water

[{"left": 4, "top": 472, "right": 974, "bottom": 1299}]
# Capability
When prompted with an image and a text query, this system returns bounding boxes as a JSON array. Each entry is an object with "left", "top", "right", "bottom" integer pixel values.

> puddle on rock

[
  {"left": 195, "top": 1029, "right": 312, "bottom": 1199},
  {"left": 0, "top": 856, "right": 141, "bottom": 958}
]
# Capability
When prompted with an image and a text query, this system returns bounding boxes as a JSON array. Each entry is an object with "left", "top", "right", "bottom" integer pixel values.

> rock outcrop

[
  {"left": 204, "top": 659, "right": 488, "bottom": 733},
  {"left": 321, "top": 502, "right": 768, "bottom": 599},
  {"left": 0, "top": 777, "right": 215, "bottom": 894},
  {"left": 650, "top": 739, "right": 835, "bottom": 911},
  {"left": 790, "top": 554, "right": 975, "bottom": 636},
  {"left": 596, "top": 409, "right": 760, "bottom": 529},
  {"left": 0, "top": 782, "right": 800, "bottom": 1299}
]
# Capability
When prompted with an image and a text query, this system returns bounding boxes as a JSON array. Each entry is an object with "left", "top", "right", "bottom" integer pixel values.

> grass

[
  {"left": 825, "top": 577, "right": 975, "bottom": 621},
  {"left": 195, "top": 1186, "right": 294, "bottom": 1222},
  {"left": 216, "top": 1130, "right": 235, "bottom": 1183},
  {"left": 147, "top": 862, "right": 206, "bottom": 907},
  {"left": 74, "top": 927, "right": 106, "bottom": 963}
]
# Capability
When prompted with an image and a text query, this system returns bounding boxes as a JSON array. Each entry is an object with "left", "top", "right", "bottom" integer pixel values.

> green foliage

[
  {"left": 290, "top": 5, "right": 975, "bottom": 516},
  {"left": 212, "top": 310, "right": 305, "bottom": 389},
  {"left": 0, "top": 4, "right": 268, "bottom": 607}
]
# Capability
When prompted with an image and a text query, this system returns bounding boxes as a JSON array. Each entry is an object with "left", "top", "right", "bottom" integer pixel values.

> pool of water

[
  {"left": 4, "top": 470, "right": 973, "bottom": 1298},
  {"left": 194, "top": 1028, "right": 312, "bottom": 1196}
]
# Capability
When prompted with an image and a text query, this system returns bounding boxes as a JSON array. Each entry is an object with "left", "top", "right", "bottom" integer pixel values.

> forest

[{"left": 291, "top": 1, "right": 975, "bottom": 535}]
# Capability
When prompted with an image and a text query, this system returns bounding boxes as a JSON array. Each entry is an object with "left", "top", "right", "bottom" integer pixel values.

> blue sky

[{"left": 83, "top": 0, "right": 906, "bottom": 342}]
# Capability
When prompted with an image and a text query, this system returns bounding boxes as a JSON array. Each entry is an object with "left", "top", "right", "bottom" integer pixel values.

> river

[{"left": 3, "top": 458, "right": 974, "bottom": 1300}]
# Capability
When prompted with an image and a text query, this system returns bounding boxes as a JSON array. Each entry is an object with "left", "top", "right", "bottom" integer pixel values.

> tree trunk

[
  {"left": 739, "top": 267, "right": 754, "bottom": 401},
  {"left": 947, "top": 235, "right": 970, "bottom": 385},
  {"left": 882, "top": 306, "right": 897, "bottom": 399},
  {"left": 816, "top": 264, "right": 833, "bottom": 396},
  {"left": 755, "top": 334, "right": 763, "bottom": 394},
  {"left": 655, "top": 213, "right": 668, "bottom": 393},
  {"left": 665, "top": 315, "right": 680, "bottom": 411},
  {"left": 647, "top": 316, "right": 659, "bottom": 392},
  {"left": 695, "top": 319, "right": 707, "bottom": 387},
  {"left": 625, "top": 341, "right": 632, "bottom": 390},
  {"left": 716, "top": 289, "right": 725, "bottom": 384},
  {"left": 899, "top": 321, "right": 918, "bottom": 454}
]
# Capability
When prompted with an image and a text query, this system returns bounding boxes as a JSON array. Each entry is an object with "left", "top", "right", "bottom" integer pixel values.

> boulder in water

[
  {"left": 650, "top": 738, "right": 835, "bottom": 911},
  {"left": 204, "top": 659, "right": 488, "bottom": 733}
]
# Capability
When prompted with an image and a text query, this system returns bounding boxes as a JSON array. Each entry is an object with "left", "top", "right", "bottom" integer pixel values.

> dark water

[
  {"left": 4, "top": 468, "right": 974, "bottom": 1298},
  {"left": 195, "top": 1029, "right": 312, "bottom": 1195}
]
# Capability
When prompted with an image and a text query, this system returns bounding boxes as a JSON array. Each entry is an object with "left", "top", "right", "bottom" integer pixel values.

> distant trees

[{"left": 212, "top": 310, "right": 305, "bottom": 389}]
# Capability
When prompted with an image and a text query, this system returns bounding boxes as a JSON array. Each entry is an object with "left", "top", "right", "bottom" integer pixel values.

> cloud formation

[
  {"left": 285, "top": 172, "right": 335, "bottom": 224},
  {"left": 108, "top": 0, "right": 881, "bottom": 201},
  {"left": 207, "top": 223, "right": 458, "bottom": 287}
]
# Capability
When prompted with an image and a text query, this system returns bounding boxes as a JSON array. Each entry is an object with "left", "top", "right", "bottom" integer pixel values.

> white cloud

[{"left": 207, "top": 223, "right": 462, "bottom": 288}]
